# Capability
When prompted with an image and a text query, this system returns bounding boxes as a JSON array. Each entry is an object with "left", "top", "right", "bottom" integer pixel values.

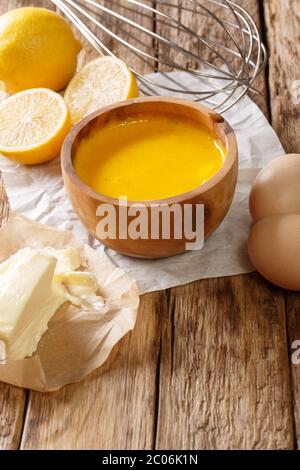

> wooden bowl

[{"left": 61, "top": 97, "right": 238, "bottom": 259}]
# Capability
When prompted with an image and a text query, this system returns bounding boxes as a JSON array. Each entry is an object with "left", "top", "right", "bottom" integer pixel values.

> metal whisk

[{"left": 51, "top": 0, "right": 267, "bottom": 113}]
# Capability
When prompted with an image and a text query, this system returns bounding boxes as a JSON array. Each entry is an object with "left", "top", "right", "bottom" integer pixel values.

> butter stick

[
  {"left": 0, "top": 248, "right": 66, "bottom": 361},
  {"left": 0, "top": 246, "right": 105, "bottom": 362}
]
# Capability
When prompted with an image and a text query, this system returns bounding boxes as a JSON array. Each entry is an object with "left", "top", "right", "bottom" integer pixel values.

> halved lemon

[
  {"left": 64, "top": 56, "right": 139, "bottom": 125},
  {"left": 0, "top": 88, "right": 71, "bottom": 165}
]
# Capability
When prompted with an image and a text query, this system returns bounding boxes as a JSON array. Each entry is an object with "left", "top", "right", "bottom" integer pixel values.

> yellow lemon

[
  {"left": 64, "top": 56, "right": 139, "bottom": 125},
  {"left": 0, "top": 88, "right": 71, "bottom": 165},
  {"left": 0, "top": 7, "right": 81, "bottom": 93}
]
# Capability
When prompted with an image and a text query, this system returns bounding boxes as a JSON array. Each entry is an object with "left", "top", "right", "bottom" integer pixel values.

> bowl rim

[{"left": 61, "top": 96, "right": 238, "bottom": 206}]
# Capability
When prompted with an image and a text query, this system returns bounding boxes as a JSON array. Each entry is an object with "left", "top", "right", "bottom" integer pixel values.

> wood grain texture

[
  {"left": 18, "top": 0, "right": 161, "bottom": 450},
  {"left": 76, "top": 0, "right": 155, "bottom": 75},
  {"left": 264, "top": 0, "right": 300, "bottom": 447},
  {"left": 0, "top": 176, "right": 26, "bottom": 451},
  {"left": 0, "top": 379, "right": 26, "bottom": 450},
  {"left": 157, "top": 274, "right": 293, "bottom": 449},
  {"left": 0, "top": 0, "right": 298, "bottom": 450},
  {"left": 0, "top": 0, "right": 31, "bottom": 451},
  {"left": 21, "top": 291, "right": 164, "bottom": 450},
  {"left": 157, "top": 0, "right": 268, "bottom": 115},
  {"left": 264, "top": 0, "right": 300, "bottom": 154},
  {"left": 155, "top": 0, "right": 294, "bottom": 450},
  {"left": 286, "top": 294, "right": 300, "bottom": 447}
]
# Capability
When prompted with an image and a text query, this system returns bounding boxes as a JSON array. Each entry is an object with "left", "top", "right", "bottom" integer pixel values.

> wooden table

[{"left": 0, "top": 0, "right": 300, "bottom": 450}]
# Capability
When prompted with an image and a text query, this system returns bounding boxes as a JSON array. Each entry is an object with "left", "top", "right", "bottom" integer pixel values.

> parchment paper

[
  {"left": 0, "top": 71, "right": 285, "bottom": 293},
  {"left": 0, "top": 213, "right": 139, "bottom": 391}
]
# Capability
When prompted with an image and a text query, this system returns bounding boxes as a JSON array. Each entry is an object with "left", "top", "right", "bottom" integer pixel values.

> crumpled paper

[
  {"left": 0, "top": 213, "right": 139, "bottom": 391},
  {"left": 0, "top": 71, "right": 285, "bottom": 293}
]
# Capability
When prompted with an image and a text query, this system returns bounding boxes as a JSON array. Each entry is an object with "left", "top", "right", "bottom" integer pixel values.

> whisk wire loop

[{"left": 51, "top": 0, "right": 266, "bottom": 113}]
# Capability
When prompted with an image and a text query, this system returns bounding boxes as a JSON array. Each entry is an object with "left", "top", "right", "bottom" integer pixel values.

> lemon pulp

[
  {"left": 74, "top": 112, "right": 227, "bottom": 200},
  {"left": 0, "top": 88, "right": 71, "bottom": 165},
  {"left": 64, "top": 57, "right": 138, "bottom": 125}
]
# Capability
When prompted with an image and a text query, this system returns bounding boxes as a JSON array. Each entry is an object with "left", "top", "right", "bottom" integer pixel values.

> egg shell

[
  {"left": 248, "top": 214, "right": 300, "bottom": 291},
  {"left": 249, "top": 154, "right": 300, "bottom": 222}
]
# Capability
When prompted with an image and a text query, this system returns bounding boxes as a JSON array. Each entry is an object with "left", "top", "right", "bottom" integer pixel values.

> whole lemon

[{"left": 0, "top": 7, "right": 81, "bottom": 93}]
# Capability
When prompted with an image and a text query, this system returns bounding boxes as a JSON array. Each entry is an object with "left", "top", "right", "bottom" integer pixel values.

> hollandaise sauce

[{"left": 74, "top": 112, "right": 226, "bottom": 200}]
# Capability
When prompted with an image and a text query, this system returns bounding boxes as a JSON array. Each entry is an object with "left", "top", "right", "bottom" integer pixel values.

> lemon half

[
  {"left": 0, "top": 88, "right": 71, "bottom": 165},
  {"left": 64, "top": 56, "right": 139, "bottom": 125}
]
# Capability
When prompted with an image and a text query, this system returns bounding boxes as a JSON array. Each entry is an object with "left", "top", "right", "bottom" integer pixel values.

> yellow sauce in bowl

[{"left": 73, "top": 112, "right": 226, "bottom": 200}]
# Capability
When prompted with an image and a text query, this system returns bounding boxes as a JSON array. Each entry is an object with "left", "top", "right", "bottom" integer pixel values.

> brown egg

[
  {"left": 248, "top": 214, "right": 300, "bottom": 291},
  {"left": 249, "top": 154, "right": 300, "bottom": 222}
]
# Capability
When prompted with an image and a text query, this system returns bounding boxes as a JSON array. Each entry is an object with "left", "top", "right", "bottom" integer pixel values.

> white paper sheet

[
  {"left": 0, "top": 71, "right": 284, "bottom": 293},
  {"left": 0, "top": 213, "right": 139, "bottom": 391}
]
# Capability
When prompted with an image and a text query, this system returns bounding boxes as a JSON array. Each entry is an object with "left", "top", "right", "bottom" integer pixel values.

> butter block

[
  {"left": 58, "top": 271, "right": 104, "bottom": 310},
  {"left": 41, "top": 246, "right": 85, "bottom": 273},
  {"left": 0, "top": 246, "right": 104, "bottom": 362},
  {"left": 0, "top": 248, "right": 66, "bottom": 361}
]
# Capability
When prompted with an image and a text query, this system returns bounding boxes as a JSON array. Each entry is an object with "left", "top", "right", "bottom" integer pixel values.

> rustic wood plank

[
  {"left": 264, "top": 0, "right": 300, "bottom": 155},
  {"left": 0, "top": 177, "right": 27, "bottom": 451},
  {"left": 155, "top": 0, "right": 294, "bottom": 449},
  {"left": 156, "top": 0, "right": 267, "bottom": 115},
  {"left": 157, "top": 275, "right": 293, "bottom": 449},
  {"left": 74, "top": 0, "right": 156, "bottom": 76},
  {"left": 0, "top": 0, "right": 297, "bottom": 450},
  {"left": 20, "top": 0, "right": 161, "bottom": 450},
  {"left": 0, "top": 374, "right": 26, "bottom": 450},
  {"left": 0, "top": 0, "right": 32, "bottom": 451},
  {"left": 21, "top": 291, "right": 164, "bottom": 450},
  {"left": 264, "top": 0, "right": 300, "bottom": 447},
  {"left": 287, "top": 293, "right": 300, "bottom": 447}
]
